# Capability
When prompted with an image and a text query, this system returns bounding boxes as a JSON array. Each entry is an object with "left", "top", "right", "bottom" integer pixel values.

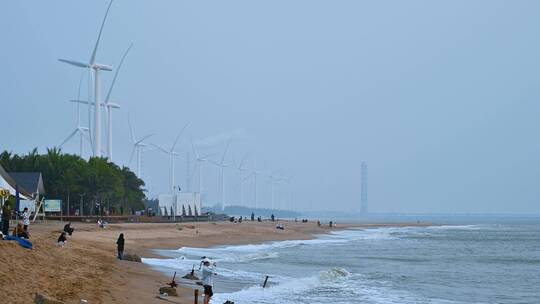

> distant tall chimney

[{"left": 361, "top": 162, "right": 368, "bottom": 214}]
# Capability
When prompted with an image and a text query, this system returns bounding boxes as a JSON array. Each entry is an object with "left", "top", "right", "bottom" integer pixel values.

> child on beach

[{"left": 21, "top": 207, "right": 30, "bottom": 237}]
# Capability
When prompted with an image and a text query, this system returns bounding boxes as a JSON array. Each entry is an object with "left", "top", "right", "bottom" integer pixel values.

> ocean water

[{"left": 143, "top": 221, "right": 540, "bottom": 303}]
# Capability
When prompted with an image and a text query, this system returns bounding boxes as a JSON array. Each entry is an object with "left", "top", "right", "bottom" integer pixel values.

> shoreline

[
  {"left": 0, "top": 220, "right": 431, "bottom": 303},
  {"left": 109, "top": 221, "right": 432, "bottom": 304}
]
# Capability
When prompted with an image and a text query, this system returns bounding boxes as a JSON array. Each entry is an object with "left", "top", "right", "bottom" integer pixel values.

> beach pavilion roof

[
  {"left": 0, "top": 164, "right": 32, "bottom": 199},
  {"left": 8, "top": 172, "right": 45, "bottom": 195}
]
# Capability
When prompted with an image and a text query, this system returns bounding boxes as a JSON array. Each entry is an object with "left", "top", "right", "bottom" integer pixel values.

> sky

[{"left": 1, "top": 0, "right": 539, "bottom": 214}]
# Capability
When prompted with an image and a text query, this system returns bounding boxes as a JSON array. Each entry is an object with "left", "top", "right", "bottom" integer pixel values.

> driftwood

[{"left": 122, "top": 253, "right": 142, "bottom": 262}]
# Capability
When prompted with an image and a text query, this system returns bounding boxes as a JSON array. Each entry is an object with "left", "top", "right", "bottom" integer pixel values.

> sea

[{"left": 143, "top": 217, "right": 540, "bottom": 304}]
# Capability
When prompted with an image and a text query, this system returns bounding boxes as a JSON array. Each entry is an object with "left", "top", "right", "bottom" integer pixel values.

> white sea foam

[
  {"left": 426, "top": 225, "right": 485, "bottom": 230},
  {"left": 211, "top": 267, "right": 352, "bottom": 304},
  {"left": 212, "top": 269, "right": 473, "bottom": 304}
]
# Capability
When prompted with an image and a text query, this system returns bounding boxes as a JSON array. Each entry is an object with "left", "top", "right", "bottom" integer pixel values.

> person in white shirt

[
  {"left": 22, "top": 207, "right": 30, "bottom": 236},
  {"left": 200, "top": 258, "right": 217, "bottom": 304}
]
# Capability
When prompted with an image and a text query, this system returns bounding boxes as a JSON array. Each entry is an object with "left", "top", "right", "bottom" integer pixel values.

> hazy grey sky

[{"left": 2, "top": 1, "right": 539, "bottom": 213}]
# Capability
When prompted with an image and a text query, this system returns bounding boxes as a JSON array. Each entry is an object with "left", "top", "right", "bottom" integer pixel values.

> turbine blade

[
  {"left": 136, "top": 133, "right": 155, "bottom": 145},
  {"left": 128, "top": 113, "right": 135, "bottom": 143},
  {"left": 58, "top": 59, "right": 89, "bottom": 68},
  {"left": 239, "top": 154, "right": 249, "bottom": 169},
  {"left": 201, "top": 153, "right": 215, "bottom": 160},
  {"left": 70, "top": 100, "right": 93, "bottom": 105},
  {"left": 150, "top": 143, "right": 169, "bottom": 154},
  {"left": 128, "top": 146, "right": 136, "bottom": 166},
  {"left": 59, "top": 129, "right": 78, "bottom": 147},
  {"left": 220, "top": 139, "right": 231, "bottom": 165},
  {"left": 171, "top": 122, "right": 189, "bottom": 151},
  {"left": 104, "top": 43, "right": 132, "bottom": 104},
  {"left": 90, "top": 0, "right": 114, "bottom": 65},
  {"left": 106, "top": 102, "right": 120, "bottom": 108},
  {"left": 190, "top": 136, "right": 200, "bottom": 159}
]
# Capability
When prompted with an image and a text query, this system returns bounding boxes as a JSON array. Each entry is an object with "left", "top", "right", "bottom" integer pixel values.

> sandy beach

[{"left": 0, "top": 220, "right": 429, "bottom": 303}]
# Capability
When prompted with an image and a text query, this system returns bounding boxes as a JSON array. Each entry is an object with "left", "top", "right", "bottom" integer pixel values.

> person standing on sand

[
  {"left": 201, "top": 258, "right": 216, "bottom": 304},
  {"left": 116, "top": 233, "right": 125, "bottom": 260},
  {"left": 22, "top": 207, "right": 30, "bottom": 236},
  {"left": 1, "top": 203, "right": 11, "bottom": 236}
]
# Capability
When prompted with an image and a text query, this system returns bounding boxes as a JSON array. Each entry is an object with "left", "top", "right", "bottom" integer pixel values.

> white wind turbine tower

[
  {"left": 59, "top": 0, "right": 115, "bottom": 158},
  {"left": 128, "top": 115, "right": 154, "bottom": 178},
  {"left": 243, "top": 160, "right": 260, "bottom": 209},
  {"left": 268, "top": 171, "right": 284, "bottom": 210},
  {"left": 153, "top": 123, "right": 189, "bottom": 195},
  {"left": 70, "top": 44, "right": 132, "bottom": 161},
  {"left": 210, "top": 140, "right": 231, "bottom": 211},
  {"left": 235, "top": 155, "right": 249, "bottom": 208},
  {"left": 282, "top": 176, "right": 294, "bottom": 211},
  {"left": 59, "top": 72, "right": 91, "bottom": 156},
  {"left": 278, "top": 175, "right": 291, "bottom": 211},
  {"left": 191, "top": 138, "right": 214, "bottom": 196}
]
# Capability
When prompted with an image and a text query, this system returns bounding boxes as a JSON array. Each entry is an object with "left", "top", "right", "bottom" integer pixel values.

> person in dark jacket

[
  {"left": 116, "top": 233, "right": 125, "bottom": 260},
  {"left": 2, "top": 203, "right": 12, "bottom": 236},
  {"left": 57, "top": 232, "right": 67, "bottom": 246},
  {"left": 64, "top": 222, "right": 74, "bottom": 236}
]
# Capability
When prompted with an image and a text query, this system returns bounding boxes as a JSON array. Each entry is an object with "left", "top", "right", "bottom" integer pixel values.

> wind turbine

[
  {"left": 243, "top": 159, "right": 260, "bottom": 209},
  {"left": 152, "top": 123, "right": 189, "bottom": 194},
  {"left": 59, "top": 72, "right": 91, "bottom": 157},
  {"left": 190, "top": 138, "right": 214, "bottom": 196},
  {"left": 235, "top": 155, "right": 249, "bottom": 208},
  {"left": 58, "top": 0, "right": 114, "bottom": 158},
  {"left": 281, "top": 176, "right": 293, "bottom": 211},
  {"left": 209, "top": 141, "right": 231, "bottom": 211},
  {"left": 128, "top": 115, "right": 154, "bottom": 178},
  {"left": 104, "top": 43, "right": 132, "bottom": 161},
  {"left": 70, "top": 43, "right": 133, "bottom": 161},
  {"left": 268, "top": 171, "right": 284, "bottom": 210}
]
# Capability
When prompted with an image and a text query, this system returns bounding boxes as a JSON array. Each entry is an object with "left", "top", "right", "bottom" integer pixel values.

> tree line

[{"left": 0, "top": 148, "right": 146, "bottom": 215}]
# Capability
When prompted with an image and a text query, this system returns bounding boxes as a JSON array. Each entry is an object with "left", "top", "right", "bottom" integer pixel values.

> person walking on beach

[
  {"left": 22, "top": 207, "right": 30, "bottom": 236},
  {"left": 116, "top": 233, "right": 125, "bottom": 260},
  {"left": 200, "top": 258, "right": 216, "bottom": 304}
]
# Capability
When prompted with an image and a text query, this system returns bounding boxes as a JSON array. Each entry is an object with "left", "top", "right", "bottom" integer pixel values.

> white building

[{"left": 159, "top": 192, "right": 202, "bottom": 217}]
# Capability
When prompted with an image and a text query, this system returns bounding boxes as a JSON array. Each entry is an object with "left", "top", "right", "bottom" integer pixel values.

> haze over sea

[{"left": 144, "top": 216, "right": 540, "bottom": 304}]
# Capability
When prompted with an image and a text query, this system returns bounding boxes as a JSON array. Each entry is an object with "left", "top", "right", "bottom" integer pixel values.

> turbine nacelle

[
  {"left": 58, "top": 59, "right": 113, "bottom": 71},
  {"left": 69, "top": 100, "right": 120, "bottom": 109}
]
